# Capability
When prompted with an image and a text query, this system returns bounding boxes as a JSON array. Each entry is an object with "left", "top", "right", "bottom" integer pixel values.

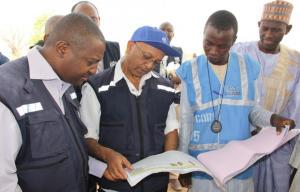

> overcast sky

[{"left": 0, "top": 0, "right": 299, "bottom": 59}]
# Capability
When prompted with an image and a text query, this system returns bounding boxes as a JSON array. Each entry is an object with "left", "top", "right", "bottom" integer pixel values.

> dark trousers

[
  {"left": 88, "top": 175, "right": 168, "bottom": 192},
  {"left": 88, "top": 175, "right": 98, "bottom": 192}
]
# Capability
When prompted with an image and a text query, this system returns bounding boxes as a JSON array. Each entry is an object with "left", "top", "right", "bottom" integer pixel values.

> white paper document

[
  {"left": 126, "top": 150, "right": 211, "bottom": 187},
  {"left": 125, "top": 127, "right": 300, "bottom": 187}
]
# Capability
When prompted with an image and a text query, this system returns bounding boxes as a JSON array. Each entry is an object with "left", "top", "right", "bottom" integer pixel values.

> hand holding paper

[
  {"left": 125, "top": 127, "right": 300, "bottom": 187},
  {"left": 270, "top": 114, "right": 296, "bottom": 134},
  {"left": 105, "top": 149, "right": 133, "bottom": 180}
]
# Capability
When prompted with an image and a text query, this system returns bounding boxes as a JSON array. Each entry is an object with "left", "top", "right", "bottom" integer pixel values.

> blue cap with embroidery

[{"left": 130, "top": 26, "right": 181, "bottom": 57}]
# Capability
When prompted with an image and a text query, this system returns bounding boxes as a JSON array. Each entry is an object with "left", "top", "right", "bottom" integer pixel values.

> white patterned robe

[{"left": 232, "top": 42, "right": 300, "bottom": 192}]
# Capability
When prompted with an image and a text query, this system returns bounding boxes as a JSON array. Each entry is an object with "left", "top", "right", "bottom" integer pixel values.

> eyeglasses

[{"left": 135, "top": 43, "right": 162, "bottom": 66}]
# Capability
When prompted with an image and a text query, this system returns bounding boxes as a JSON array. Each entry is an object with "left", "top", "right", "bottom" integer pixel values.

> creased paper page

[
  {"left": 126, "top": 150, "right": 210, "bottom": 187},
  {"left": 197, "top": 127, "right": 300, "bottom": 187}
]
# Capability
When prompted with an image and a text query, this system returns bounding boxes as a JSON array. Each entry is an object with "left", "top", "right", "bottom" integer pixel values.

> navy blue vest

[
  {"left": 0, "top": 57, "right": 89, "bottom": 192},
  {"left": 88, "top": 66, "right": 178, "bottom": 192}
]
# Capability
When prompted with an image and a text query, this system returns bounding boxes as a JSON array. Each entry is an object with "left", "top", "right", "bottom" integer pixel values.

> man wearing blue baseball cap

[{"left": 79, "top": 26, "right": 181, "bottom": 192}]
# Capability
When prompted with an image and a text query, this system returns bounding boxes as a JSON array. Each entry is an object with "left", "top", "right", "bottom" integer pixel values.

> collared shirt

[
  {"left": 79, "top": 58, "right": 179, "bottom": 182},
  {"left": 232, "top": 41, "right": 300, "bottom": 192},
  {"left": 232, "top": 41, "right": 300, "bottom": 119},
  {"left": 28, "top": 47, "right": 71, "bottom": 112},
  {"left": 0, "top": 47, "right": 71, "bottom": 192},
  {"left": 80, "top": 57, "right": 179, "bottom": 141}
]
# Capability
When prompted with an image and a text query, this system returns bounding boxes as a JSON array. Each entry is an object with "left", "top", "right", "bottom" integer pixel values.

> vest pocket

[
  {"left": 17, "top": 153, "right": 76, "bottom": 192},
  {"left": 99, "top": 121, "right": 126, "bottom": 151},
  {"left": 27, "top": 109, "right": 68, "bottom": 159},
  {"left": 17, "top": 153, "right": 68, "bottom": 170}
]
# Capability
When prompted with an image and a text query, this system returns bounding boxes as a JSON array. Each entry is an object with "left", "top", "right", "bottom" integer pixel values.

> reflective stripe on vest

[
  {"left": 189, "top": 143, "right": 225, "bottom": 151},
  {"left": 191, "top": 54, "right": 254, "bottom": 113}
]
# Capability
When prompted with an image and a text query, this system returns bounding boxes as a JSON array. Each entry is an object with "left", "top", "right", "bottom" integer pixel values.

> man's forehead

[
  {"left": 163, "top": 25, "right": 173, "bottom": 31},
  {"left": 205, "top": 24, "right": 234, "bottom": 34}
]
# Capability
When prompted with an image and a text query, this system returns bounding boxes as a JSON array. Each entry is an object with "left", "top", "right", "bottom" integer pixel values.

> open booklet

[{"left": 126, "top": 127, "right": 300, "bottom": 187}]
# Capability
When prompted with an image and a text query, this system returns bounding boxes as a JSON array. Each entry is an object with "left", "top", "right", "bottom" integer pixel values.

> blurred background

[{"left": 0, "top": 0, "right": 299, "bottom": 61}]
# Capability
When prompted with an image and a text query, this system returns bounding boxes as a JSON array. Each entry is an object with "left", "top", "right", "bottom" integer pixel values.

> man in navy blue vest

[
  {"left": 80, "top": 26, "right": 182, "bottom": 192},
  {"left": 71, "top": 1, "right": 120, "bottom": 102},
  {"left": 0, "top": 14, "right": 106, "bottom": 192},
  {"left": 71, "top": 1, "right": 120, "bottom": 72}
]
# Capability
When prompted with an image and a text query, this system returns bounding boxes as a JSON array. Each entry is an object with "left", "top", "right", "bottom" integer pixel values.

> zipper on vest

[
  {"left": 135, "top": 96, "right": 144, "bottom": 159},
  {"left": 63, "top": 95, "right": 88, "bottom": 186},
  {"left": 136, "top": 96, "right": 145, "bottom": 191},
  {"left": 64, "top": 115, "right": 88, "bottom": 189}
]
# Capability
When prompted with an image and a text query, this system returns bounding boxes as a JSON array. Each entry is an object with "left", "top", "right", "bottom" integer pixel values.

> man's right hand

[
  {"left": 85, "top": 138, "right": 133, "bottom": 181},
  {"left": 103, "top": 169, "right": 114, "bottom": 181},
  {"left": 104, "top": 149, "right": 133, "bottom": 181}
]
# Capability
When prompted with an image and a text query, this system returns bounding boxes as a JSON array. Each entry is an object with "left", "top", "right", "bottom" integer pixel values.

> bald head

[
  {"left": 45, "top": 13, "right": 105, "bottom": 49},
  {"left": 45, "top": 15, "right": 64, "bottom": 35},
  {"left": 44, "top": 15, "right": 63, "bottom": 42},
  {"left": 71, "top": 1, "right": 100, "bottom": 26},
  {"left": 159, "top": 22, "right": 173, "bottom": 31},
  {"left": 159, "top": 22, "right": 174, "bottom": 42}
]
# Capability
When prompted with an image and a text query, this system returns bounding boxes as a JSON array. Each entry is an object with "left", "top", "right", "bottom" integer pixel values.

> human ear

[
  {"left": 286, "top": 25, "right": 292, "bottom": 35},
  {"left": 55, "top": 41, "right": 69, "bottom": 58},
  {"left": 125, "top": 41, "right": 134, "bottom": 54},
  {"left": 43, "top": 34, "right": 49, "bottom": 43},
  {"left": 233, "top": 35, "right": 237, "bottom": 45}
]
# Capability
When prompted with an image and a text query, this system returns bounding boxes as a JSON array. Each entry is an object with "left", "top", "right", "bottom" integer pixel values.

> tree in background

[
  {"left": 1, "top": 14, "right": 50, "bottom": 59},
  {"left": 29, "top": 14, "right": 50, "bottom": 47},
  {"left": 2, "top": 27, "right": 26, "bottom": 59}
]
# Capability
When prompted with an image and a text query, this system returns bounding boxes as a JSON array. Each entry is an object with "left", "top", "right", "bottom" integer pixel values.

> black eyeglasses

[{"left": 135, "top": 43, "right": 162, "bottom": 66}]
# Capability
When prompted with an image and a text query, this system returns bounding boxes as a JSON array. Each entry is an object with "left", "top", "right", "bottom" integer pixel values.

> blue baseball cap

[{"left": 130, "top": 26, "right": 181, "bottom": 57}]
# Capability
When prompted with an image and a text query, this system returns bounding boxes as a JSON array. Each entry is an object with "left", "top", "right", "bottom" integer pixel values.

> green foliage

[{"left": 29, "top": 14, "right": 50, "bottom": 46}]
